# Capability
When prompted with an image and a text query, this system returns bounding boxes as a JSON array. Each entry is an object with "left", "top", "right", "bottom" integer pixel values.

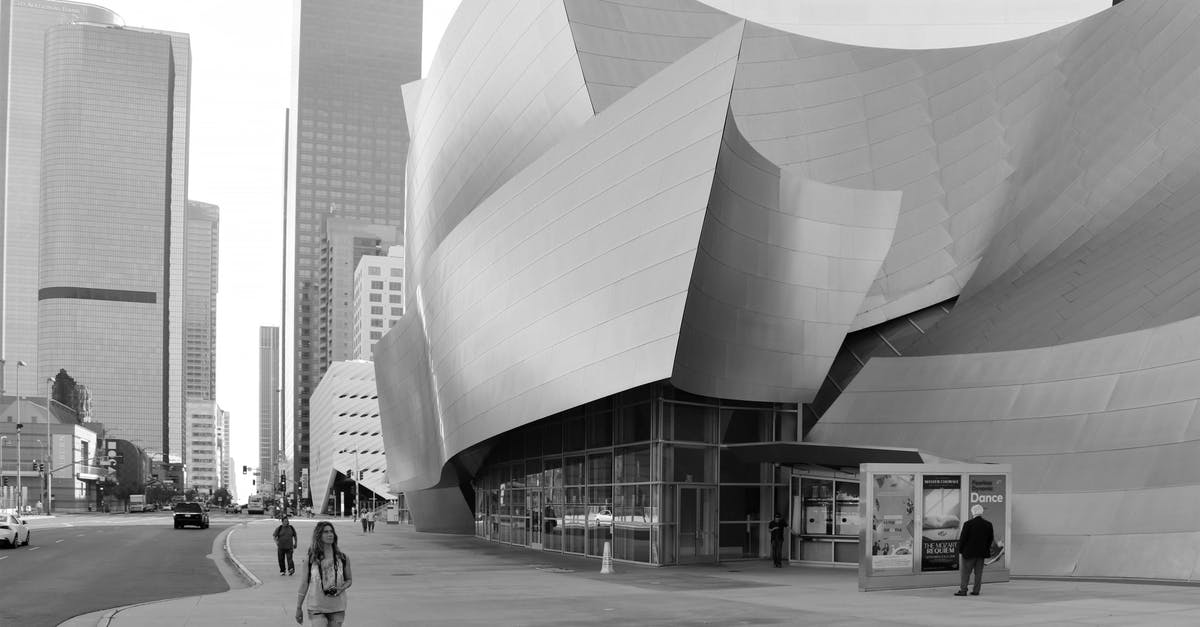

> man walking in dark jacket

[
  {"left": 955, "top": 504, "right": 994, "bottom": 596},
  {"left": 273, "top": 515, "right": 298, "bottom": 575},
  {"left": 768, "top": 512, "right": 788, "bottom": 567}
]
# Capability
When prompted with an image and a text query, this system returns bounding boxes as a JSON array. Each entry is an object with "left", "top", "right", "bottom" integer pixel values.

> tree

[
  {"left": 52, "top": 369, "right": 77, "bottom": 407},
  {"left": 213, "top": 487, "right": 232, "bottom": 507}
]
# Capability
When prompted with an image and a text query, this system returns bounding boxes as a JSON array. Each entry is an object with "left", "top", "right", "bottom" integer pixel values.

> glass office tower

[
  {"left": 289, "top": 0, "right": 420, "bottom": 502},
  {"left": 0, "top": 1, "right": 118, "bottom": 394},
  {"left": 38, "top": 22, "right": 190, "bottom": 457}
]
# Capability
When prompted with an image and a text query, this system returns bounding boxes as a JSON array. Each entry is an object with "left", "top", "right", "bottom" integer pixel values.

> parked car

[
  {"left": 173, "top": 502, "right": 210, "bottom": 529},
  {"left": 225, "top": 504, "right": 240, "bottom": 514},
  {"left": 0, "top": 513, "right": 30, "bottom": 547}
]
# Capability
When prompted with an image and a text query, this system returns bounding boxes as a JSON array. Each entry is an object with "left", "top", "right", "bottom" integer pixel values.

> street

[{"left": 0, "top": 515, "right": 233, "bottom": 626}]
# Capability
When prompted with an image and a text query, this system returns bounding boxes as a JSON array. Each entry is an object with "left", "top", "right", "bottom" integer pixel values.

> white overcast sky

[{"left": 90, "top": 0, "right": 1109, "bottom": 502}]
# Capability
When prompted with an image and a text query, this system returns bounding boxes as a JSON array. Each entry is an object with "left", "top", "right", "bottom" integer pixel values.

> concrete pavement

[{"left": 59, "top": 518, "right": 1200, "bottom": 626}]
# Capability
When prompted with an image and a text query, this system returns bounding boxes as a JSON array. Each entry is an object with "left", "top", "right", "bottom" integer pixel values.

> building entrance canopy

[{"left": 724, "top": 442, "right": 924, "bottom": 467}]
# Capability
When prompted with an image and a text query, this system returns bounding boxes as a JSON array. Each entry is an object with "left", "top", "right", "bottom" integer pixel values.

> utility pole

[{"left": 45, "top": 377, "right": 53, "bottom": 513}]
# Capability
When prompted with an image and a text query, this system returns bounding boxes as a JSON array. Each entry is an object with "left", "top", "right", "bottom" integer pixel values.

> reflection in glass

[
  {"left": 719, "top": 408, "right": 770, "bottom": 444},
  {"left": 616, "top": 446, "right": 652, "bottom": 483},
  {"left": 669, "top": 445, "right": 710, "bottom": 483},
  {"left": 588, "top": 452, "right": 613, "bottom": 484}
]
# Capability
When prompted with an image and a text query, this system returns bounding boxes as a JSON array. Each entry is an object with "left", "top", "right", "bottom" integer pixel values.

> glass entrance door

[{"left": 677, "top": 486, "right": 716, "bottom": 563}]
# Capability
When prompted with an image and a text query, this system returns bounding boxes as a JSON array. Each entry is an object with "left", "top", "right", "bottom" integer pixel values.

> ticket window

[{"left": 792, "top": 476, "right": 860, "bottom": 565}]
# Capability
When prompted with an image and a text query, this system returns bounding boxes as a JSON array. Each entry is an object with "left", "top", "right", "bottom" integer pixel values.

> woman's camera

[{"left": 323, "top": 587, "right": 338, "bottom": 596}]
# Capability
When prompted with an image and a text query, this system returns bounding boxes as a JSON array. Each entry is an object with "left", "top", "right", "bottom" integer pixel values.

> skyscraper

[
  {"left": 289, "top": 0, "right": 420, "bottom": 501},
  {"left": 352, "top": 245, "right": 404, "bottom": 360},
  {"left": 259, "top": 326, "right": 280, "bottom": 493},
  {"left": 38, "top": 21, "right": 190, "bottom": 458},
  {"left": 185, "top": 399, "right": 218, "bottom": 494},
  {"left": 0, "top": 1, "right": 119, "bottom": 394},
  {"left": 216, "top": 404, "right": 233, "bottom": 498},
  {"left": 184, "top": 201, "right": 219, "bottom": 402}
]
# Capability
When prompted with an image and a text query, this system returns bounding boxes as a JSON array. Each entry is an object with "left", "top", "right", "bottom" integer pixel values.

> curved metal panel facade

[
  {"left": 378, "top": 0, "right": 1200, "bottom": 578},
  {"left": 810, "top": 318, "right": 1200, "bottom": 580},
  {"left": 673, "top": 114, "right": 900, "bottom": 402},
  {"left": 380, "top": 19, "right": 745, "bottom": 492}
]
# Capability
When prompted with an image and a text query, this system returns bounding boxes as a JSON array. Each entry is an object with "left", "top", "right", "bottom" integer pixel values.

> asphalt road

[{"left": 0, "top": 517, "right": 232, "bottom": 626}]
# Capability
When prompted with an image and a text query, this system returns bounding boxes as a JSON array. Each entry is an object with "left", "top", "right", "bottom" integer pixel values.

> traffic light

[
  {"left": 2, "top": 476, "right": 7, "bottom": 487},
  {"left": 358, "top": 470, "right": 365, "bottom": 481},
  {"left": 346, "top": 468, "right": 352, "bottom": 480},
  {"left": 242, "top": 465, "right": 248, "bottom": 475},
  {"left": 31, "top": 460, "right": 37, "bottom": 471}
]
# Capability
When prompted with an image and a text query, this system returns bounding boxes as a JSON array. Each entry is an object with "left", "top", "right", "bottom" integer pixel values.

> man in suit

[{"left": 954, "top": 504, "right": 994, "bottom": 596}]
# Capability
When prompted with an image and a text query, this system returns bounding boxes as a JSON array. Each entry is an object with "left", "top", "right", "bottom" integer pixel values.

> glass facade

[
  {"left": 473, "top": 382, "right": 798, "bottom": 566},
  {"left": 38, "top": 23, "right": 189, "bottom": 458},
  {"left": 1, "top": 1, "right": 118, "bottom": 394}
]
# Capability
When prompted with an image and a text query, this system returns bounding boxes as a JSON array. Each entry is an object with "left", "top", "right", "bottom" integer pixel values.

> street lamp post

[
  {"left": 1, "top": 435, "right": 7, "bottom": 510},
  {"left": 15, "top": 360, "right": 25, "bottom": 512},
  {"left": 45, "top": 377, "right": 53, "bottom": 514},
  {"left": 15, "top": 423, "right": 22, "bottom": 512},
  {"left": 353, "top": 447, "right": 360, "bottom": 518}
]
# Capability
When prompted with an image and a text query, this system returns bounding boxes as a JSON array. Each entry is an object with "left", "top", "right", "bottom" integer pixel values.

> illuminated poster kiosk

[{"left": 859, "top": 463, "right": 1011, "bottom": 591}]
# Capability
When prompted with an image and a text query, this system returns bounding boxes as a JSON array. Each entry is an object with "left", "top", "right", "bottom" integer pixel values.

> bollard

[{"left": 600, "top": 540, "right": 615, "bottom": 574}]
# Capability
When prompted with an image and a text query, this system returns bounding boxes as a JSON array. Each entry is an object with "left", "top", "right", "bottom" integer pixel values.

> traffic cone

[{"left": 600, "top": 540, "right": 615, "bottom": 574}]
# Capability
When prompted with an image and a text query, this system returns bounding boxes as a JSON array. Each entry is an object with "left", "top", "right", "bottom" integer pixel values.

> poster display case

[{"left": 858, "top": 463, "right": 1012, "bottom": 592}]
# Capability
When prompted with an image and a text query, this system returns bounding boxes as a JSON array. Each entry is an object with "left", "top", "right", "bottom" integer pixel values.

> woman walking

[{"left": 295, "top": 522, "right": 353, "bottom": 625}]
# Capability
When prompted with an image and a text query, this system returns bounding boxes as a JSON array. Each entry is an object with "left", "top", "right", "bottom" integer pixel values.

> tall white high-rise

[{"left": 352, "top": 245, "right": 404, "bottom": 360}]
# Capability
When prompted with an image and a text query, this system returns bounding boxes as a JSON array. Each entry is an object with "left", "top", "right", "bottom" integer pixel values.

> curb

[{"left": 224, "top": 524, "right": 261, "bottom": 587}]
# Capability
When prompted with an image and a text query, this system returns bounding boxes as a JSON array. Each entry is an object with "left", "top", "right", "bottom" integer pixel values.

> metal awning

[{"left": 724, "top": 442, "right": 924, "bottom": 467}]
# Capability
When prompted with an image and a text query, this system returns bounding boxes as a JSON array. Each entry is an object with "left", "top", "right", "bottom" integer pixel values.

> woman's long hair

[{"left": 306, "top": 521, "right": 346, "bottom": 573}]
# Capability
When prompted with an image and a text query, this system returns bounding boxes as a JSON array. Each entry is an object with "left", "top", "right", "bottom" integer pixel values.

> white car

[{"left": 1, "top": 513, "right": 30, "bottom": 548}]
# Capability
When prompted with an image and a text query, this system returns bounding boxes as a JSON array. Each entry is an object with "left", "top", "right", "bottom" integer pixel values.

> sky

[{"left": 97, "top": 0, "right": 460, "bottom": 502}]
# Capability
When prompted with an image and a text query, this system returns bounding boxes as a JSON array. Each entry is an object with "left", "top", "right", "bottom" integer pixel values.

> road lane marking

[
  {"left": 28, "top": 546, "right": 40, "bottom": 551},
  {"left": 56, "top": 539, "right": 64, "bottom": 543},
  {"left": 76, "top": 533, "right": 86, "bottom": 536},
  {"left": 0, "top": 555, "right": 7, "bottom": 560}
]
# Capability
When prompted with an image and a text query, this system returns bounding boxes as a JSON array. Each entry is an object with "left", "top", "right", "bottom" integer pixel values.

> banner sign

[
  {"left": 970, "top": 474, "right": 1007, "bottom": 566},
  {"left": 870, "top": 474, "right": 915, "bottom": 571},
  {"left": 920, "top": 475, "right": 961, "bottom": 571}
]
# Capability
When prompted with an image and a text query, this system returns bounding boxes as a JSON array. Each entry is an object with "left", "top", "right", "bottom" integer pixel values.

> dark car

[{"left": 173, "top": 502, "right": 210, "bottom": 529}]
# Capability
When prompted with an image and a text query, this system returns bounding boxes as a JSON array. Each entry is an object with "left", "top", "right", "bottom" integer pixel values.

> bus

[
  {"left": 247, "top": 494, "right": 266, "bottom": 515},
  {"left": 129, "top": 494, "right": 146, "bottom": 513}
]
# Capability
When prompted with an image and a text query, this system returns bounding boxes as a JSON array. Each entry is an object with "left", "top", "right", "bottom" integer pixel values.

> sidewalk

[{"left": 62, "top": 519, "right": 1200, "bottom": 626}]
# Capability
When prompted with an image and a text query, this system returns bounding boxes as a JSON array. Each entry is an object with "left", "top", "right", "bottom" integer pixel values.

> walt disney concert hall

[{"left": 376, "top": 0, "right": 1200, "bottom": 579}]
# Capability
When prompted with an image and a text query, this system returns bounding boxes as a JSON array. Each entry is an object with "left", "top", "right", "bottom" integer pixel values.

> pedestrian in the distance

[
  {"left": 360, "top": 509, "right": 369, "bottom": 533},
  {"left": 367, "top": 509, "right": 376, "bottom": 533},
  {"left": 955, "top": 504, "right": 995, "bottom": 596},
  {"left": 296, "top": 521, "right": 353, "bottom": 626},
  {"left": 274, "top": 515, "right": 299, "bottom": 576},
  {"left": 768, "top": 512, "right": 788, "bottom": 567}
]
